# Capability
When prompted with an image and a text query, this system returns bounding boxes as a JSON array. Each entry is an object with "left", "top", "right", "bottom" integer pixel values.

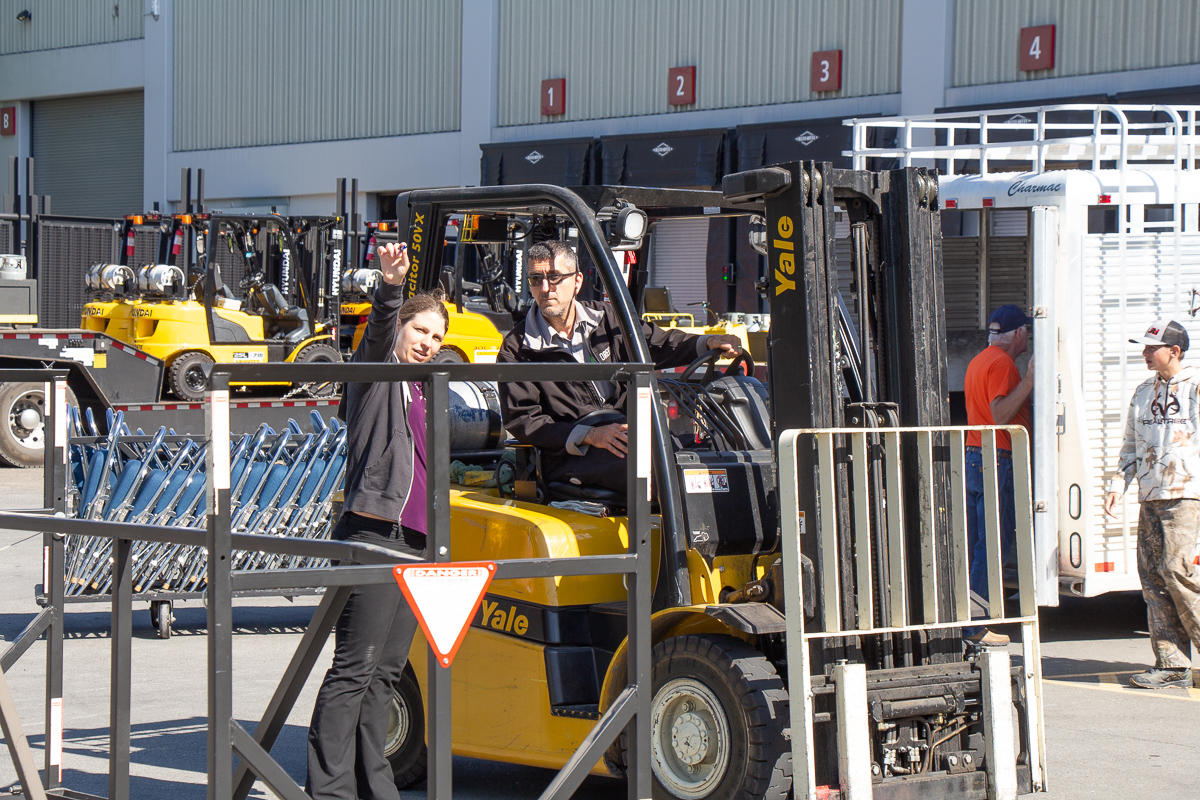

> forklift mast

[{"left": 724, "top": 163, "right": 957, "bottom": 655}]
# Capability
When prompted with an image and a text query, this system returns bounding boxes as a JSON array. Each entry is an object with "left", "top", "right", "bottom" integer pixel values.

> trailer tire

[
  {"left": 385, "top": 667, "right": 427, "bottom": 789},
  {"left": 150, "top": 601, "right": 173, "bottom": 639},
  {"left": 0, "top": 382, "right": 77, "bottom": 468},
  {"left": 168, "top": 352, "right": 214, "bottom": 402},
  {"left": 293, "top": 342, "right": 342, "bottom": 397},
  {"left": 622, "top": 634, "right": 791, "bottom": 800}
]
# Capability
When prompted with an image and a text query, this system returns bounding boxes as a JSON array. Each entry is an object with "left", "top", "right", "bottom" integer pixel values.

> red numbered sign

[
  {"left": 0, "top": 107, "right": 15, "bottom": 137},
  {"left": 668, "top": 66, "right": 696, "bottom": 106},
  {"left": 540, "top": 78, "right": 566, "bottom": 116},
  {"left": 811, "top": 50, "right": 842, "bottom": 92},
  {"left": 1019, "top": 25, "right": 1055, "bottom": 71}
]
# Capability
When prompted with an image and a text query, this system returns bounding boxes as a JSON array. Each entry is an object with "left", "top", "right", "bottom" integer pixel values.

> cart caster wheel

[{"left": 151, "top": 601, "right": 173, "bottom": 639}]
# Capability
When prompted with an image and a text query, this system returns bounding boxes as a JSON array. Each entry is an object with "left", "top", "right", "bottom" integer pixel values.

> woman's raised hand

[{"left": 377, "top": 242, "right": 411, "bottom": 285}]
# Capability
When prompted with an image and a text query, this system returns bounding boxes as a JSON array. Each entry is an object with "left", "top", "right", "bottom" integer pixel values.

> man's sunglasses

[{"left": 526, "top": 270, "right": 577, "bottom": 288}]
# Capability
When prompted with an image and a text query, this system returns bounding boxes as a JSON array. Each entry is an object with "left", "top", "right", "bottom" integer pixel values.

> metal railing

[
  {"left": 0, "top": 360, "right": 657, "bottom": 800},
  {"left": 845, "top": 103, "right": 1200, "bottom": 174},
  {"left": 778, "top": 424, "right": 1046, "bottom": 800}
]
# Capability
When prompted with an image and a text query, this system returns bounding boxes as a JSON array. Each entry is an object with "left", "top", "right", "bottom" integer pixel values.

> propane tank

[
  {"left": 86, "top": 263, "right": 136, "bottom": 294},
  {"left": 448, "top": 381, "right": 504, "bottom": 452},
  {"left": 138, "top": 264, "right": 186, "bottom": 296},
  {"left": 342, "top": 267, "right": 382, "bottom": 297}
]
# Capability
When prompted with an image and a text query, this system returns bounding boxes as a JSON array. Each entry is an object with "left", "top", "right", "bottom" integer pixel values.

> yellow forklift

[
  {"left": 81, "top": 210, "right": 344, "bottom": 401},
  {"left": 340, "top": 219, "right": 506, "bottom": 362},
  {"left": 372, "top": 174, "right": 1044, "bottom": 799}
]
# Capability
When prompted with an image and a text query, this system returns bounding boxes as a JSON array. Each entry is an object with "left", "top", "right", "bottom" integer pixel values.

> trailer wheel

[
  {"left": 634, "top": 634, "right": 791, "bottom": 800},
  {"left": 385, "top": 667, "right": 427, "bottom": 789},
  {"left": 293, "top": 342, "right": 342, "bottom": 397},
  {"left": 0, "top": 382, "right": 77, "bottom": 468},
  {"left": 150, "top": 601, "right": 173, "bottom": 639},
  {"left": 168, "top": 352, "right": 214, "bottom": 402}
]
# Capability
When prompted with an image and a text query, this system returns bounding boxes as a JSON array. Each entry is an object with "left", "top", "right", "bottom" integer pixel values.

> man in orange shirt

[{"left": 963, "top": 304, "right": 1034, "bottom": 645}]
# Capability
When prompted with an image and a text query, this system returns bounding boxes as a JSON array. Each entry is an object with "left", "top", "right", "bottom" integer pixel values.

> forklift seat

[{"left": 254, "top": 282, "right": 312, "bottom": 342}]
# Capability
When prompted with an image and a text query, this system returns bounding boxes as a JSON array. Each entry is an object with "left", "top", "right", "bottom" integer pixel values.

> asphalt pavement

[{"left": 1, "top": 465, "right": 1196, "bottom": 799}]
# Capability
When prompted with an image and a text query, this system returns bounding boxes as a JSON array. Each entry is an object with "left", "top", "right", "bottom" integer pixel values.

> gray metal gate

[{"left": 1, "top": 359, "right": 657, "bottom": 800}]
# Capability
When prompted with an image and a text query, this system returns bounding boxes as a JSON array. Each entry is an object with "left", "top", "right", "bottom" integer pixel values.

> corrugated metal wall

[
  {"left": 0, "top": 0, "right": 142, "bottom": 55},
  {"left": 953, "top": 0, "right": 1200, "bottom": 86},
  {"left": 173, "top": 0, "right": 461, "bottom": 151},
  {"left": 497, "top": 0, "right": 901, "bottom": 126}
]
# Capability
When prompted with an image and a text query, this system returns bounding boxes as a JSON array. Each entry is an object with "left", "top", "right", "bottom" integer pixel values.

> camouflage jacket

[{"left": 1110, "top": 365, "right": 1200, "bottom": 501}]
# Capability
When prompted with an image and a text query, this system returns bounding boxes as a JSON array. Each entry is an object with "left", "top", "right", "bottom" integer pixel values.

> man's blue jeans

[{"left": 965, "top": 446, "right": 1017, "bottom": 613}]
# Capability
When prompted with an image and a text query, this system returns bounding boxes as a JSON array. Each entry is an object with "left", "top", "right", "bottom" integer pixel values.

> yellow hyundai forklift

[{"left": 374, "top": 173, "right": 1045, "bottom": 799}]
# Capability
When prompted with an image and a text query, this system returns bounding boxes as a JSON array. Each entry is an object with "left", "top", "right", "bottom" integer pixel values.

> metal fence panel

[{"left": 36, "top": 217, "right": 119, "bottom": 328}]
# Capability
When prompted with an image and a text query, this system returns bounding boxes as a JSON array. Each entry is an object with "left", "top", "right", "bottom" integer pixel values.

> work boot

[
  {"left": 1128, "top": 668, "right": 1192, "bottom": 689},
  {"left": 964, "top": 628, "right": 1010, "bottom": 646}
]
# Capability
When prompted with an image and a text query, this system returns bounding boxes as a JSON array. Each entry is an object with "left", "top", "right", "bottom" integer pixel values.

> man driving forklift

[{"left": 497, "top": 239, "right": 741, "bottom": 493}]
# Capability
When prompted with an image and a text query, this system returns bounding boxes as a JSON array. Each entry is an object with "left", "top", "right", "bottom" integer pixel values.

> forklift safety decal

[
  {"left": 683, "top": 468, "right": 729, "bottom": 493},
  {"left": 774, "top": 214, "right": 796, "bottom": 295}
]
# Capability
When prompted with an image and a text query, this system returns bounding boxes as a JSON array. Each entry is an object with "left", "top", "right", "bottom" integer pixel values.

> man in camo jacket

[{"left": 1105, "top": 320, "right": 1200, "bottom": 690}]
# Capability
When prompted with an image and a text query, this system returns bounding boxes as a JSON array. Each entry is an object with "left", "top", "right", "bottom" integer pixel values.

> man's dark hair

[{"left": 527, "top": 240, "right": 579, "bottom": 272}]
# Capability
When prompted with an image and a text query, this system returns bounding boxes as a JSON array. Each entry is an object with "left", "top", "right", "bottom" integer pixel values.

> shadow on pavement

[{"left": 1036, "top": 592, "right": 1147, "bottom": 642}]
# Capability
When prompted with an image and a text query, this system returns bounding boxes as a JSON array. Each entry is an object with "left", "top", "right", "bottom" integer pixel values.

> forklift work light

[{"left": 600, "top": 202, "right": 649, "bottom": 250}]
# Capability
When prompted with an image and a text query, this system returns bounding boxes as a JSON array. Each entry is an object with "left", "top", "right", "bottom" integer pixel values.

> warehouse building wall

[
  {"left": 953, "top": 0, "right": 1200, "bottom": 87},
  {"left": 496, "top": 0, "right": 901, "bottom": 127},
  {"left": 172, "top": 0, "right": 462, "bottom": 151},
  {"left": 0, "top": 0, "right": 143, "bottom": 55}
]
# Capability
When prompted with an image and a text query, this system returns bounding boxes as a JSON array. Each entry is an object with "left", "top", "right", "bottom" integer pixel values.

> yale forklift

[{"left": 379, "top": 168, "right": 1043, "bottom": 799}]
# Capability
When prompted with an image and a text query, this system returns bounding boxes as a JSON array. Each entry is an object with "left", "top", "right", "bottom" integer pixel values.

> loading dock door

[
  {"left": 32, "top": 91, "right": 144, "bottom": 217},
  {"left": 649, "top": 218, "right": 710, "bottom": 316}
]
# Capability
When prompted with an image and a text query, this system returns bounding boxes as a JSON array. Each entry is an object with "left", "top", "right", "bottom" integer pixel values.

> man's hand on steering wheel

[
  {"left": 705, "top": 334, "right": 743, "bottom": 355},
  {"left": 583, "top": 422, "right": 629, "bottom": 458}
]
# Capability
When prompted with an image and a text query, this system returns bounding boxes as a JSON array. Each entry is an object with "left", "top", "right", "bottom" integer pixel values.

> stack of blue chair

[{"left": 62, "top": 410, "right": 348, "bottom": 596}]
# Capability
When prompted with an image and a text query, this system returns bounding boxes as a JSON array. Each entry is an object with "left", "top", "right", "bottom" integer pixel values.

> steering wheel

[
  {"left": 239, "top": 271, "right": 265, "bottom": 291},
  {"left": 678, "top": 347, "right": 756, "bottom": 384}
]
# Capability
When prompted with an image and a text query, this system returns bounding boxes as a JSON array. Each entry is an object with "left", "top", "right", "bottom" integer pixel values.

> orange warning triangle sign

[{"left": 393, "top": 561, "right": 496, "bottom": 668}]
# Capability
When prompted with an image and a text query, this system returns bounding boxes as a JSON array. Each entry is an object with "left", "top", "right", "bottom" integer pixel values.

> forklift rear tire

[
  {"left": 385, "top": 667, "right": 427, "bottom": 789},
  {"left": 632, "top": 634, "right": 791, "bottom": 800},
  {"left": 0, "top": 382, "right": 77, "bottom": 468},
  {"left": 168, "top": 352, "right": 214, "bottom": 402},
  {"left": 293, "top": 342, "right": 342, "bottom": 397},
  {"left": 431, "top": 348, "right": 464, "bottom": 363}
]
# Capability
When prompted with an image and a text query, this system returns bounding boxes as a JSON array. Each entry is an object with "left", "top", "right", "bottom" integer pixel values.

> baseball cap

[
  {"left": 987, "top": 304, "right": 1033, "bottom": 334},
  {"left": 1129, "top": 320, "right": 1190, "bottom": 352}
]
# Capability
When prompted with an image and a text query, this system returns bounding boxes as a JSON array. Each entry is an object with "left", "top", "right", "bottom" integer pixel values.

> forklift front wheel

[
  {"left": 639, "top": 634, "right": 790, "bottom": 800},
  {"left": 384, "top": 667, "right": 427, "bottom": 789},
  {"left": 168, "top": 352, "right": 214, "bottom": 402},
  {"left": 292, "top": 342, "right": 342, "bottom": 397}
]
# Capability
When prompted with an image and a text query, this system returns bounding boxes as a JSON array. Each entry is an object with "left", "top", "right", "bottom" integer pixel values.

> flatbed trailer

[{"left": 0, "top": 330, "right": 337, "bottom": 466}]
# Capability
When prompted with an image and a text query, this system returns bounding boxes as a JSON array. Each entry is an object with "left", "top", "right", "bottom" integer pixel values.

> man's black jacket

[{"left": 497, "top": 300, "right": 704, "bottom": 452}]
